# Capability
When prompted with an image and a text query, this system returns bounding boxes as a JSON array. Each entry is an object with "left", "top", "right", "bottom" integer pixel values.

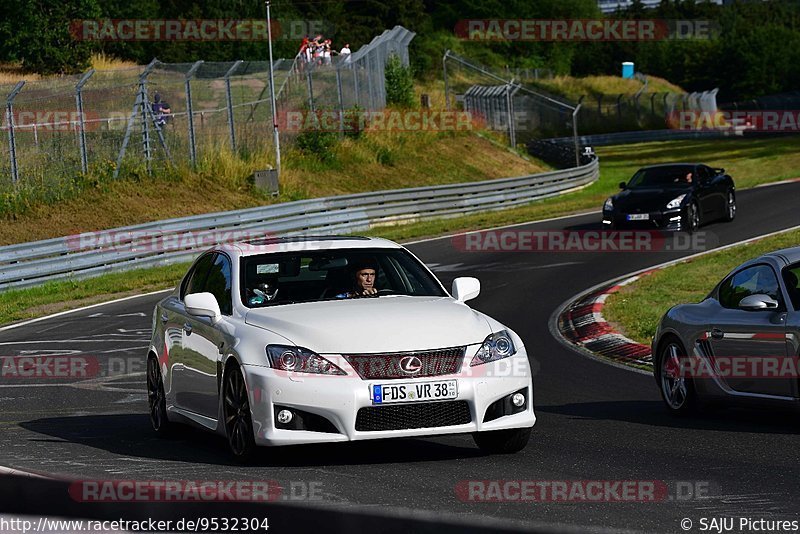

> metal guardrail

[
  {"left": 0, "top": 158, "right": 599, "bottom": 290},
  {"left": 545, "top": 128, "right": 740, "bottom": 147}
]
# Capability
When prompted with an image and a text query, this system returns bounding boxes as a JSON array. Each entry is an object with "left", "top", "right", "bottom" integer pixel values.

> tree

[
  {"left": 0, "top": 0, "right": 101, "bottom": 74},
  {"left": 385, "top": 54, "right": 415, "bottom": 107}
]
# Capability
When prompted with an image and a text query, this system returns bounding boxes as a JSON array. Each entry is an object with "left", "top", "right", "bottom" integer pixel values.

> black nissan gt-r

[{"left": 602, "top": 163, "right": 736, "bottom": 232}]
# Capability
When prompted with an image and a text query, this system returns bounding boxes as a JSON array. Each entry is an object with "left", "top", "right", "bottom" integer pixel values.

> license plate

[
  {"left": 626, "top": 213, "right": 650, "bottom": 221},
  {"left": 372, "top": 380, "right": 458, "bottom": 404}
]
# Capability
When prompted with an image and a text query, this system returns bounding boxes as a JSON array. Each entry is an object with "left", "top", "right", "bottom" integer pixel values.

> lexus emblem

[{"left": 399, "top": 356, "right": 422, "bottom": 375}]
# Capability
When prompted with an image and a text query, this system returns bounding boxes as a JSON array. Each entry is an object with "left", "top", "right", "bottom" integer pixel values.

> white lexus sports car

[{"left": 146, "top": 236, "right": 535, "bottom": 459}]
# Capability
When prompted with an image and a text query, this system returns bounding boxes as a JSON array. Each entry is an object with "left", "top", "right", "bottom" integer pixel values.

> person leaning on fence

[
  {"left": 299, "top": 36, "right": 310, "bottom": 64},
  {"left": 323, "top": 39, "right": 332, "bottom": 65},
  {"left": 151, "top": 92, "right": 171, "bottom": 127}
]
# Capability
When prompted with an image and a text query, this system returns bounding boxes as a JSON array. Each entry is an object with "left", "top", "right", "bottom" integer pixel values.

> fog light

[
  {"left": 511, "top": 393, "right": 525, "bottom": 407},
  {"left": 277, "top": 409, "right": 293, "bottom": 424}
]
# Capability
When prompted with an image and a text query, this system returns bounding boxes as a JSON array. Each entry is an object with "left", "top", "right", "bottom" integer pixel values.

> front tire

[
  {"left": 473, "top": 427, "right": 531, "bottom": 454},
  {"left": 723, "top": 190, "right": 736, "bottom": 222},
  {"left": 223, "top": 362, "right": 257, "bottom": 461},
  {"left": 147, "top": 356, "right": 173, "bottom": 436},
  {"left": 656, "top": 338, "right": 697, "bottom": 415},
  {"left": 686, "top": 202, "right": 700, "bottom": 233}
]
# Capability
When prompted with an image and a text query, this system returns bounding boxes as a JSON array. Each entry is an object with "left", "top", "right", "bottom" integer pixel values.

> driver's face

[{"left": 355, "top": 268, "right": 376, "bottom": 290}]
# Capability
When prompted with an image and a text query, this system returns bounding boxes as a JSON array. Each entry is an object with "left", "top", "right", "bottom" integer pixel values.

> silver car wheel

[
  {"left": 660, "top": 343, "right": 688, "bottom": 409},
  {"left": 727, "top": 192, "right": 736, "bottom": 220}
]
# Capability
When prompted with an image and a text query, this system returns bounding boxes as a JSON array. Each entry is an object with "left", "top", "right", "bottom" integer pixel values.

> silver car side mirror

[
  {"left": 738, "top": 294, "right": 779, "bottom": 311},
  {"left": 185, "top": 292, "right": 222, "bottom": 322},
  {"left": 452, "top": 277, "right": 480, "bottom": 302}
]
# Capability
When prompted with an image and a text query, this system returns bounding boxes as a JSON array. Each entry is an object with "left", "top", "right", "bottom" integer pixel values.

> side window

[
  {"left": 718, "top": 264, "right": 780, "bottom": 309},
  {"left": 205, "top": 254, "right": 233, "bottom": 315},
  {"left": 697, "top": 166, "right": 711, "bottom": 182},
  {"left": 782, "top": 264, "right": 800, "bottom": 311},
  {"left": 181, "top": 253, "right": 215, "bottom": 300}
]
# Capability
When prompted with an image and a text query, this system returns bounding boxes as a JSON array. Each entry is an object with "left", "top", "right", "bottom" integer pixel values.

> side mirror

[
  {"left": 618, "top": 181, "right": 627, "bottom": 190},
  {"left": 185, "top": 292, "right": 222, "bottom": 322},
  {"left": 452, "top": 277, "right": 480, "bottom": 303},
  {"left": 738, "top": 294, "right": 779, "bottom": 311}
]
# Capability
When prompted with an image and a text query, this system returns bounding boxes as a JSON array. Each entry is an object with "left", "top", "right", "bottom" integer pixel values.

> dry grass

[
  {"left": 90, "top": 53, "right": 139, "bottom": 71},
  {"left": 0, "top": 131, "right": 546, "bottom": 245},
  {"left": 0, "top": 63, "right": 41, "bottom": 85},
  {"left": 535, "top": 74, "right": 684, "bottom": 101}
]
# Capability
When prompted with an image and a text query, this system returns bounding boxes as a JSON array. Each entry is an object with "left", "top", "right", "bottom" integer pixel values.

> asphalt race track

[{"left": 2, "top": 181, "right": 800, "bottom": 532}]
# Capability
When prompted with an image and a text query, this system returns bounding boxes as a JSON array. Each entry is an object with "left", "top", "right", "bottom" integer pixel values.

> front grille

[
  {"left": 343, "top": 347, "right": 465, "bottom": 380},
  {"left": 355, "top": 401, "right": 471, "bottom": 432}
]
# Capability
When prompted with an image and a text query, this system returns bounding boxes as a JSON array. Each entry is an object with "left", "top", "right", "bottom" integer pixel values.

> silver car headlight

[
  {"left": 665, "top": 194, "right": 686, "bottom": 210},
  {"left": 470, "top": 330, "right": 517, "bottom": 366},
  {"left": 603, "top": 197, "right": 614, "bottom": 211},
  {"left": 266, "top": 345, "right": 346, "bottom": 375}
]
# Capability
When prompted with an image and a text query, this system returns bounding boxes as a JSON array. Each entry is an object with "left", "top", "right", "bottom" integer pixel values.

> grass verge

[
  {"left": 533, "top": 74, "right": 684, "bottom": 101},
  {"left": 2, "top": 135, "right": 800, "bottom": 326},
  {"left": 604, "top": 228, "right": 800, "bottom": 345}
]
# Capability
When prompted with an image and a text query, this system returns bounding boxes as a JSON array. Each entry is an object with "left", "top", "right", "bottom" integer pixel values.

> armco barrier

[
  {"left": 546, "top": 128, "right": 738, "bottom": 147},
  {"left": 0, "top": 157, "right": 599, "bottom": 290}
]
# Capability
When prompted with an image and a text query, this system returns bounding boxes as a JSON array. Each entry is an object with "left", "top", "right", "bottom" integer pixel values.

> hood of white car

[{"left": 244, "top": 296, "right": 491, "bottom": 353}]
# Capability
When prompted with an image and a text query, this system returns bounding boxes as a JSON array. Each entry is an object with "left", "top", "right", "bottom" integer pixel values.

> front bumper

[
  {"left": 603, "top": 207, "right": 687, "bottom": 231},
  {"left": 242, "top": 350, "right": 535, "bottom": 446}
]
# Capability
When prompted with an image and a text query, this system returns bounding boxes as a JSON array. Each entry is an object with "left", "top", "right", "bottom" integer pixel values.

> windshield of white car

[
  {"left": 627, "top": 166, "right": 696, "bottom": 188},
  {"left": 240, "top": 248, "right": 447, "bottom": 308}
]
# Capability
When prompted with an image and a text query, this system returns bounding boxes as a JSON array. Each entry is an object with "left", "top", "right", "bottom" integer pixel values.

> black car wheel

[
  {"left": 686, "top": 202, "right": 700, "bottom": 233},
  {"left": 147, "top": 356, "right": 173, "bottom": 436},
  {"left": 223, "top": 362, "right": 257, "bottom": 461},
  {"left": 473, "top": 427, "right": 531, "bottom": 454},
  {"left": 724, "top": 190, "right": 736, "bottom": 222},
  {"left": 656, "top": 339, "right": 697, "bottom": 415}
]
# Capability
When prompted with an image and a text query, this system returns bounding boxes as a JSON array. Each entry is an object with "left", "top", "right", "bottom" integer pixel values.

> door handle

[
  {"left": 710, "top": 328, "right": 724, "bottom": 340},
  {"left": 183, "top": 322, "right": 193, "bottom": 335},
  {"left": 160, "top": 313, "right": 169, "bottom": 324}
]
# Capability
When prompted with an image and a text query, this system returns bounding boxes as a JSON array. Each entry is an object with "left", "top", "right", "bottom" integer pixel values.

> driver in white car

[{"left": 337, "top": 259, "right": 379, "bottom": 298}]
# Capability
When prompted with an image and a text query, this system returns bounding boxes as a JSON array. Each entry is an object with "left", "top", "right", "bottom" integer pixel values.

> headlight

[
  {"left": 470, "top": 330, "right": 517, "bottom": 366},
  {"left": 603, "top": 197, "right": 614, "bottom": 211},
  {"left": 266, "top": 345, "right": 346, "bottom": 375},
  {"left": 666, "top": 194, "right": 686, "bottom": 210}
]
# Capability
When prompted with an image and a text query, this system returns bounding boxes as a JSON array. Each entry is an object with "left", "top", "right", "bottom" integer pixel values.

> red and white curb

[
  {"left": 556, "top": 222, "right": 800, "bottom": 371},
  {"left": 558, "top": 270, "right": 658, "bottom": 368}
]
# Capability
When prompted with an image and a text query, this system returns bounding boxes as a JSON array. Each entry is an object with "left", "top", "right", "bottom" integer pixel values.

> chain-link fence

[
  {"left": 0, "top": 25, "right": 415, "bottom": 195},
  {"left": 443, "top": 50, "right": 718, "bottom": 150},
  {"left": 444, "top": 50, "right": 582, "bottom": 165}
]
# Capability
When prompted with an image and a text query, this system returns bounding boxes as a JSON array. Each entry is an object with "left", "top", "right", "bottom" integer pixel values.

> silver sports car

[{"left": 653, "top": 246, "right": 800, "bottom": 413}]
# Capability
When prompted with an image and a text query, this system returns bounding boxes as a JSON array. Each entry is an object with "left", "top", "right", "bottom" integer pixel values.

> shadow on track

[
  {"left": 538, "top": 400, "right": 800, "bottom": 434},
  {"left": 19, "top": 414, "right": 485, "bottom": 467}
]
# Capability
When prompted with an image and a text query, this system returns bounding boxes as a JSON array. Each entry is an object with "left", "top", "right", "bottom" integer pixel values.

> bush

[
  {"left": 295, "top": 129, "right": 339, "bottom": 162},
  {"left": 385, "top": 54, "right": 415, "bottom": 108}
]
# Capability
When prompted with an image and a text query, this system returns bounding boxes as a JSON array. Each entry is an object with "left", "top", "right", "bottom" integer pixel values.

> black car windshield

[
  {"left": 240, "top": 248, "right": 447, "bottom": 307},
  {"left": 627, "top": 166, "right": 695, "bottom": 188}
]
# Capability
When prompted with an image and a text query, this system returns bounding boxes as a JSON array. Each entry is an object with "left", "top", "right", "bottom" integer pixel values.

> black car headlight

[
  {"left": 470, "top": 330, "right": 517, "bottom": 366},
  {"left": 665, "top": 194, "right": 687, "bottom": 210},
  {"left": 266, "top": 345, "right": 346, "bottom": 375},
  {"left": 603, "top": 197, "right": 614, "bottom": 211}
]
